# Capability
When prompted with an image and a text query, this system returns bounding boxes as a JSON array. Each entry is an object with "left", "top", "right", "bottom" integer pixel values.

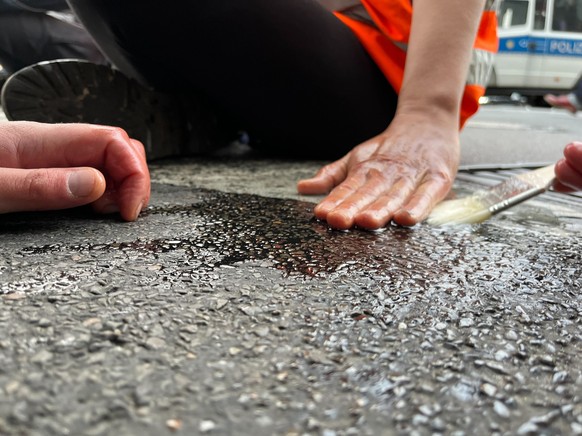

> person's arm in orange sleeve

[{"left": 298, "top": 0, "right": 486, "bottom": 229}]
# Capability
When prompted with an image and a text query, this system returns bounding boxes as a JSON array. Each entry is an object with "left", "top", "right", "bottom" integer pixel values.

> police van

[{"left": 487, "top": 0, "right": 582, "bottom": 104}]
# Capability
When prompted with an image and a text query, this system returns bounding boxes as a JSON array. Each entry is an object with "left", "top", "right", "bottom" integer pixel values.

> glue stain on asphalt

[
  {"left": 1, "top": 188, "right": 582, "bottom": 435},
  {"left": 8, "top": 189, "right": 582, "bottom": 310}
]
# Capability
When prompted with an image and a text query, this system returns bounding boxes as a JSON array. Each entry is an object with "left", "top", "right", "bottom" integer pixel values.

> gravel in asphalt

[
  {"left": 1, "top": 104, "right": 582, "bottom": 435},
  {"left": 0, "top": 166, "right": 581, "bottom": 435}
]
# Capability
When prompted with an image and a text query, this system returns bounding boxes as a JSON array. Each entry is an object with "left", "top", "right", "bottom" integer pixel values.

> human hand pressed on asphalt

[
  {"left": 554, "top": 141, "right": 582, "bottom": 192},
  {"left": 0, "top": 121, "right": 150, "bottom": 220},
  {"left": 297, "top": 113, "right": 460, "bottom": 230}
]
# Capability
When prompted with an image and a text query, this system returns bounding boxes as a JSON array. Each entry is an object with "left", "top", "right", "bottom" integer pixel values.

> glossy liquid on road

[{"left": 1, "top": 188, "right": 582, "bottom": 435}]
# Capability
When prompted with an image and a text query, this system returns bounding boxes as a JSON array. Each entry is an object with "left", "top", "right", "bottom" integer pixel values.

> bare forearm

[
  {"left": 397, "top": 0, "right": 486, "bottom": 125},
  {"left": 297, "top": 0, "right": 489, "bottom": 229}
]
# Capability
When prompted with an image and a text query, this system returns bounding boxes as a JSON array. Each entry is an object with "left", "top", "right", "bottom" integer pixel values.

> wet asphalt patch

[{"left": 0, "top": 183, "right": 581, "bottom": 435}]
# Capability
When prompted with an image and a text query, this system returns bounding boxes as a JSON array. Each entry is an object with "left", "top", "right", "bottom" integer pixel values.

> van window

[
  {"left": 552, "top": 0, "right": 582, "bottom": 31},
  {"left": 534, "top": 0, "right": 547, "bottom": 30},
  {"left": 499, "top": 0, "right": 529, "bottom": 27}
]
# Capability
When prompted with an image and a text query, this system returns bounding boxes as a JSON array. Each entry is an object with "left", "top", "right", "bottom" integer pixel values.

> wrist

[{"left": 394, "top": 99, "right": 461, "bottom": 131}]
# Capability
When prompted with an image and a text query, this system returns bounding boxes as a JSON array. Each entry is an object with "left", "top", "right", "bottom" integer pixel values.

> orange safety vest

[{"left": 321, "top": 0, "right": 499, "bottom": 128}]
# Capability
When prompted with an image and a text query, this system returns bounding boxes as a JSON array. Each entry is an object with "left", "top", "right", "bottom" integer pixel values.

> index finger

[{"left": 563, "top": 142, "right": 582, "bottom": 175}]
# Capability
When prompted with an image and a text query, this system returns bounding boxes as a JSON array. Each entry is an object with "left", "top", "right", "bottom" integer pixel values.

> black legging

[
  {"left": 67, "top": 0, "right": 398, "bottom": 159},
  {"left": 0, "top": 10, "right": 105, "bottom": 73}
]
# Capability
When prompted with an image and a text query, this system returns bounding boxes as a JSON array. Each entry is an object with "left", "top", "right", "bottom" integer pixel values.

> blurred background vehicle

[{"left": 486, "top": 0, "right": 582, "bottom": 106}]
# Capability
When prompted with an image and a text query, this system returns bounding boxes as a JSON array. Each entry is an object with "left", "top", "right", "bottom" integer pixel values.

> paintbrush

[{"left": 427, "top": 164, "right": 556, "bottom": 226}]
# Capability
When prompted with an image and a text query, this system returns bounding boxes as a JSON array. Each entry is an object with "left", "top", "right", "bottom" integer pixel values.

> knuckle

[
  {"left": 105, "top": 126, "right": 132, "bottom": 142},
  {"left": 94, "top": 126, "right": 143, "bottom": 161},
  {"left": 365, "top": 167, "right": 386, "bottom": 181},
  {"left": 318, "top": 162, "right": 340, "bottom": 178},
  {"left": 352, "top": 158, "right": 401, "bottom": 176},
  {"left": 426, "top": 169, "right": 454, "bottom": 186},
  {"left": 131, "top": 138, "right": 147, "bottom": 154},
  {"left": 22, "top": 170, "right": 51, "bottom": 199},
  {"left": 336, "top": 179, "right": 359, "bottom": 192},
  {"left": 94, "top": 126, "right": 132, "bottom": 146},
  {"left": 317, "top": 166, "right": 333, "bottom": 178},
  {"left": 416, "top": 190, "right": 435, "bottom": 204},
  {"left": 351, "top": 161, "right": 373, "bottom": 174},
  {"left": 360, "top": 183, "right": 382, "bottom": 197}
]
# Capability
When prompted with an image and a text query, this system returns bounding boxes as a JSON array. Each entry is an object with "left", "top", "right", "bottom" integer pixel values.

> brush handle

[
  {"left": 490, "top": 164, "right": 556, "bottom": 215},
  {"left": 515, "top": 164, "right": 556, "bottom": 188},
  {"left": 489, "top": 186, "right": 550, "bottom": 215}
]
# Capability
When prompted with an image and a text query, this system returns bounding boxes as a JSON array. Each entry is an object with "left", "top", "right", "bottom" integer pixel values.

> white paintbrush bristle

[
  {"left": 427, "top": 165, "right": 556, "bottom": 226},
  {"left": 427, "top": 196, "right": 492, "bottom": 226}
]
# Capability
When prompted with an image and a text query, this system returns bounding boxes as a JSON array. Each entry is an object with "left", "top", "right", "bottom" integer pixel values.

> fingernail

[{"left": 68, "top": 170, "right": 96, "bottom": 198}]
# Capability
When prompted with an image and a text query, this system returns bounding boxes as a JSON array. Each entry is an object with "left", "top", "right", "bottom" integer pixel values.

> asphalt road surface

[{"left": 0, "top": 105, "right": 581, "bottom": 435}]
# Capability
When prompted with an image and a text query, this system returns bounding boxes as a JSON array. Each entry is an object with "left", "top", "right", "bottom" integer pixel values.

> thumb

[
  {"left": 297, "top": 158, "right": 349, "bottom": 195},
  {"left": 0, "top": 167, "right": 106, "bottom": 214}
]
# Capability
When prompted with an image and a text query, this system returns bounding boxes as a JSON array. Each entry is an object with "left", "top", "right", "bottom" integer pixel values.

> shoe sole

[{"left": 0, "top": 59, "right": 189, "bottom": 160}]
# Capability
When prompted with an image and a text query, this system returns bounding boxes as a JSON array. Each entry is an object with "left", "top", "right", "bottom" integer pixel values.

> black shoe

[{"left": 0, "top": 59, "right": 221, "bottom": 161}]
